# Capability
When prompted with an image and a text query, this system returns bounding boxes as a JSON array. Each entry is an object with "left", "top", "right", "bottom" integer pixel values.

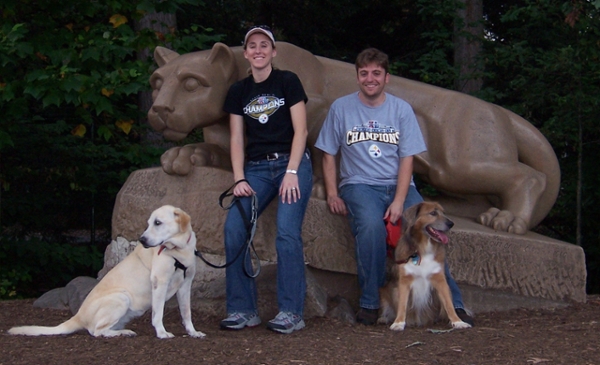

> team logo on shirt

[
  {"left": 346, "top": 120, "right": 399, "bottom": 146},
  {"left": 368, "top": 144, "right": 382, "bottom": 158},
  {"left": 244, "top": 95, "right": 285, "bottom": 124}
]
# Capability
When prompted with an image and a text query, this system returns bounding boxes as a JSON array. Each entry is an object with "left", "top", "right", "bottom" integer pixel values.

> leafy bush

[
  {"left": 0, "top": 0, "right": 221, "bottom": 237},
  {"left": 0, "top": 0, "right": 222, "bottom": 297},
  {"left": 0, "top": 237, "right": 104, "bottom": 299}
]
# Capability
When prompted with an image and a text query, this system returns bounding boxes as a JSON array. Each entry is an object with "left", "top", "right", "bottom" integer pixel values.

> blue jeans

[
  {"left": 340, "top": 183, "right": 465, "bottom": 310},
  {"left": 224, "top": 152, "right": 312, "bottom": 316}
]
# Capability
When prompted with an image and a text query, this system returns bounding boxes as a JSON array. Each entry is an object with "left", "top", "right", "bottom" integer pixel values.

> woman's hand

[
  {"left": 280, "top": 173, "right": 300, "bottom": 204},
  {"left": 234, "top": 180, "right": 255, "bottom": 197}
]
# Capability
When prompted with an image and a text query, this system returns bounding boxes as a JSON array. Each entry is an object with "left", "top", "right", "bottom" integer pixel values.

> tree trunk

[
  {"left": 135, "top": 12, "right": 177, "bottom": 145},
  {"left": 454, "top": 0, "right": 483, "bottom": 94}
]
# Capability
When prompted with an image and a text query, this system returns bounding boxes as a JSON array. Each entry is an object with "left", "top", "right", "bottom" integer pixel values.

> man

[{"left": 315, "top": 48, "right": 473, "bottom": 326}]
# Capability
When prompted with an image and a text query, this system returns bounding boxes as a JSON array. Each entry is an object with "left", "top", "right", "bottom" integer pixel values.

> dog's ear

[
  {"left": 174, "top": 208, "right": 191, "bottom": 232},
  {"left": 403, "top": 203, "right": 422, "bottom": 230}
]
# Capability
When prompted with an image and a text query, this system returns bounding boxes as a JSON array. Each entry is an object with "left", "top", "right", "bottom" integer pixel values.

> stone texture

[
  {"left": 112, "top": 166, "right": 356, "bottom": 274},
  {"left": 98, "top": 236, "right": 137, "bottom": 279},
  {"left": 33, "top": 287, "right": 69, "bottom": 310},
  {"left": 111, "top": 165, "right": 586, "bottom": 307},
  {"left": 447, "top": 217, "right": 587, "bottom": 303}
]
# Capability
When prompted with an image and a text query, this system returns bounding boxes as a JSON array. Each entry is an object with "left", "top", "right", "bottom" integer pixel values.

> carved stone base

[
  {"left": 447, "top": 217, "right": 586, "bottom": 303},
  {"left": 112, "top": 166, "right": 587, "bottom": 307}
]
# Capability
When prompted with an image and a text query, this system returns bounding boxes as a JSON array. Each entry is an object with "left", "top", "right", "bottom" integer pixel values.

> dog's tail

[{"left": 8, "top": 316, "right": 84, "bottom": 336}]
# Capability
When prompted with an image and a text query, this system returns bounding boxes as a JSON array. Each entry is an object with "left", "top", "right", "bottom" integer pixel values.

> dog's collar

[{"left": 396, "top": 253, "right": 421, "bottom": 266}]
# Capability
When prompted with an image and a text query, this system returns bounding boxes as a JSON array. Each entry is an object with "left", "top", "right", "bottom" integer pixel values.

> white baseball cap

[{"left": 244, "top": 25, "right": 276, "bottom": 46}]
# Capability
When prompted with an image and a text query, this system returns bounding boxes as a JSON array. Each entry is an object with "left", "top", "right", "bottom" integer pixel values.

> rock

[
  {"left": 327, "top": 296, "right": 356, "bottom": 324},
  {"left": 33, "top": 287, "right": 69, "bottom": 310},
  {"left": 65, "top": 276, "right": 98, "bottom": 314},
  {"left": 98, "top": 236, "right": 137, "bottom": 279}
]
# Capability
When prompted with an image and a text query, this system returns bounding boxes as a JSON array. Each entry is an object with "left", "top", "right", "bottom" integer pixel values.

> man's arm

[
  {"left": 322, "top": 153, "right": 347, "bottom": 215},
  {"left": 384, "top": 155, "right": 414, "bottom": 223}
]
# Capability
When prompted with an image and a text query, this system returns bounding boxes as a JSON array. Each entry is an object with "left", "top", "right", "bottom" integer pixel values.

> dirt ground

[{"left": 1, "top": 297, "right": 599, "bottom": 365}]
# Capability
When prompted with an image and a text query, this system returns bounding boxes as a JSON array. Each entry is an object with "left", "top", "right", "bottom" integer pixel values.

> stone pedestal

[
  {"left": 111, "top": 166, "right": 587, "bottom": 310},
  {"left": 112, "top": 166, "right": 357, "bottom": 274},
  {"left": 447, "top": 217, "right": 586, "bottom": 302}
]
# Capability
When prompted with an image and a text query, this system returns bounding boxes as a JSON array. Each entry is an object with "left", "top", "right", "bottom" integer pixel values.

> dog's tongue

[
  {"left": 428, "top": 227, "right": 449, "bottom": 244},
  {"left": 438, "top": 232, "right": 449, "bottom": 245}
]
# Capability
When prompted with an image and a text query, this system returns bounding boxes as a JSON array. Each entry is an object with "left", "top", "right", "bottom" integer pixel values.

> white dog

[{"left": 8, "top": 205, "right": 205, "bottom": 339}]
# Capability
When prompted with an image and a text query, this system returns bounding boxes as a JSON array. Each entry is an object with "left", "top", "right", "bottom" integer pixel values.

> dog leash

[{"left": 194, "top": 179, "right": 261, "bottom": 278}]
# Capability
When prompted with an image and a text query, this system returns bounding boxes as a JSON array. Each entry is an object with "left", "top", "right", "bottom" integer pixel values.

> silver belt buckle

[{"left": 267, "top": 153, "right": 279, "bottom": 161}]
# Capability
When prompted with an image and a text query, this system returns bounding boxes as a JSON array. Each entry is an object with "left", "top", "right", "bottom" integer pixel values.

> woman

[{"left": 220, "top": 25, "right": 313, "bottom": 334}]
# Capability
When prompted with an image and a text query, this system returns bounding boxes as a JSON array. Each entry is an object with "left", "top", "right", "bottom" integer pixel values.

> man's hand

[
  {"left": 384, "top": 200, "right": 404, "bottom": 225},
  {"left": 327, "top": 195, "right": 348, "bottom": 216}
]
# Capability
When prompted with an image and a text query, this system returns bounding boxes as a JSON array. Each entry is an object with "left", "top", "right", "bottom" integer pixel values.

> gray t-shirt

[{"left": 315, "top": 92, "right": 426, "bottom": 187}]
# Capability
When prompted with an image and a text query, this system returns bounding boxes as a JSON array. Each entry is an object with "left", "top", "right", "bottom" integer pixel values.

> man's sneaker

[
  {"left": 455, "top": 308, "right": 475, "bottom": 327},
  {"left": 266, "top": 311, "right": 305, "bottom": 334},
  {"left": 356, "top": 307, "right": 378, "bottom": 325},
  {"left": 220, "top": 312, "right": 261, "bottom": 330}
]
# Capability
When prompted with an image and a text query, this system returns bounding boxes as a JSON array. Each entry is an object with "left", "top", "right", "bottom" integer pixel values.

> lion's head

[{"left": 148, "top": 43, "right": 239, "bottom": 141}]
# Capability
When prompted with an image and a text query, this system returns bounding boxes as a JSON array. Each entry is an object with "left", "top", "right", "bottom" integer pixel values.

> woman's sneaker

[
  {"left": 220, "top": 312, "right": 261, "bottom": 330},
  {"left": 267, "top": 311, "right": 305, "bottom": 334}
]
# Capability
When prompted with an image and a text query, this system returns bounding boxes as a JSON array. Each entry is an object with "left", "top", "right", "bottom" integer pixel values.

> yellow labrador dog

[{"left": 8, "top": 205, "right": 205, "bottom": 339}]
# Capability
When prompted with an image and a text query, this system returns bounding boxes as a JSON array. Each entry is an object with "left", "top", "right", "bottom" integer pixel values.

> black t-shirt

[{"left": 223, "top": 69, "right": 308, "bottom": 161}]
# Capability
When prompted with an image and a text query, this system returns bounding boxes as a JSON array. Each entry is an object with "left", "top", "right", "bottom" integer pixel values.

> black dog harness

[
  {"left": 156, "top": 234, "right": 193, "bottom": 278},
  {"left": 173, "top": 258, "right": 188, "bottom": 278}
]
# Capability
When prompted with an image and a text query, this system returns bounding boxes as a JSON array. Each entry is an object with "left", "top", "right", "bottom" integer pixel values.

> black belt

[{"left": 265, "top": 152, "right": 290, "bottom": 161}]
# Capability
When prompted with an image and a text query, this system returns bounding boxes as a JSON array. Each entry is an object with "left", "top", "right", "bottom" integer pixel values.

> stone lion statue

[{"left": 147, "top": 42, "right": 560, "bottom": 235}]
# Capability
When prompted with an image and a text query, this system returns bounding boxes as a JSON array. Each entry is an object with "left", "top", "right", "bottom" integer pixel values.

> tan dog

[
  {"left": 378, "top": 202, "right": 471, "bottom": 331},
  {"left": 8, "top": 205, "right": 205, "bottom": 339}
]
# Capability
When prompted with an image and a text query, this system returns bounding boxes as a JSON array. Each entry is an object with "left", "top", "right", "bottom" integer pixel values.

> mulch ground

[{"left": 1, "top": 297, "right": 599, "bottom": 365}]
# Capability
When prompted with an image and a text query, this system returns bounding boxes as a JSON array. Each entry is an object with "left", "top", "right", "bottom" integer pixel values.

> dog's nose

[
  {"left": 447, "top": 220, "right": 455, "bottom": 229},
  {"left": 139, "top": 236, "right": 147, "bottom": 245}
]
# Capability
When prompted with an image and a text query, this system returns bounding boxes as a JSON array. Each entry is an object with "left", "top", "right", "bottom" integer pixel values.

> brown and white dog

[
  {"left": 8, "top": 205, "right": 205, "bottom": 339},
  {"left": 378, "top": 201, "right": 471, "bottom": 331}
]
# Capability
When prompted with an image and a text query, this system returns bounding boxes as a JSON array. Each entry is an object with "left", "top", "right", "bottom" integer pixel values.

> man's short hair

[{"left": 355, "top": 48, "right": 389, "bottom": 74}]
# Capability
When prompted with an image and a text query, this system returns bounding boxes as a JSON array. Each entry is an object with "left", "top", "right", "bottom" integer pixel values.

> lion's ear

[
  {"left": 206, "top": 42, "right": 238, "bottom": 82},
  {"left": 154, "top": 46, "right": 180, "bottom": 67}
]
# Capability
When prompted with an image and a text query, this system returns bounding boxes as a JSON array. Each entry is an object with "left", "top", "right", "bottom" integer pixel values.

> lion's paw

[
  {"left": 477, "top": 208, "right": 527, "bottom": 235},
  {"left": 161, "top": 143, "right": 229, "bottom": 176},
  {"left": 161, "top": 146, "right": 196, "bottom": 176}
]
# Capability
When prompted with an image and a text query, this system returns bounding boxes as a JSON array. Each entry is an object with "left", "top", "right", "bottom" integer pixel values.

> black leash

[{"left": 194, "top": 179, "right": 262, "bottom": 278}]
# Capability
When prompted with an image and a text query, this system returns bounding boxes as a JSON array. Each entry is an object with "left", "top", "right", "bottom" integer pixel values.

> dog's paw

[
  {"left": 157, "top": 331, "right": 175, "bottom": 339},
  {"left": 121, "top": 329, "right": 137, "bottom": 337},
  {"left": 452, "top": 321, "right": 472, "bottom": 329},
  {"left": 188, "top": 330, "right": 206, "bottom": 339},
  {"left": 389, "top": 322, "right": 406, "bottom": 331}
]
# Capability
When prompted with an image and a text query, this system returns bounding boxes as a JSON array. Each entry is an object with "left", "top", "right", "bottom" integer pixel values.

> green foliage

[
  {"left": 0, "top": 236, "right": 104, "bottom": 299},
  {"left": 0, "top": 0, "right": 221, "bottom": 238},
  {"left": 403, "top": 0, "right": 462, "bottom": 87},
  {"left": 480, "top": 0, "right": 600, "bottom": 292}
]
